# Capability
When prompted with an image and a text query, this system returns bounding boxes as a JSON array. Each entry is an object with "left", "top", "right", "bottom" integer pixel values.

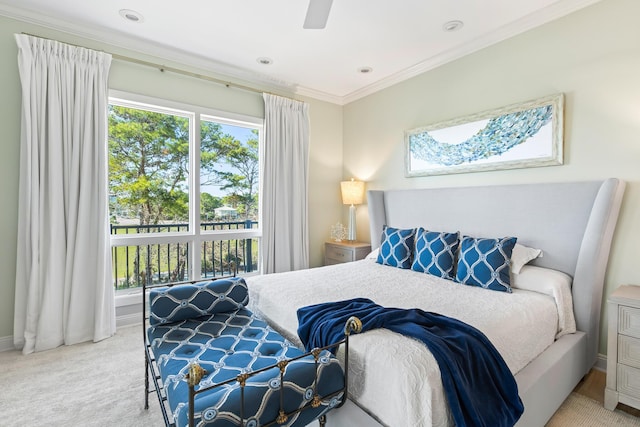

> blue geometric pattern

[
  {"left": 411, "top": 228, "right": 460, "bottom": 280},
  {"left": 376, "top": 226, "right": 416, "bottom": 269},
  {"left": 148, "top": 308, "right": 344, "bottom": 427},
  {"left": 149, "top": 278, "right": 249, "bottom": 326},
  {"left": 455, "top": 236, "right": 517, "bottom": 293}
]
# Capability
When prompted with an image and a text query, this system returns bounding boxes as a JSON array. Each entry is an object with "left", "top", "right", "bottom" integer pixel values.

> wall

[
  {"left": 2, "top": 0, "right": 635, "bottom": 358},
  {"left": 342, "top": 0, "right": 640, "bottom": 356},
  {"left": 0, "top": 14, "right": 343, "bottom": 341}
]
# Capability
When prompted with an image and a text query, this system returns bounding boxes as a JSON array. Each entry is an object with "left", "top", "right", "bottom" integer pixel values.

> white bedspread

[{"left": 246, "top": 259, "right": 569, "bottom": 427}]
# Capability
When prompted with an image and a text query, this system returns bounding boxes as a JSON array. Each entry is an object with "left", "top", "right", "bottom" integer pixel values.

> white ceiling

[{"left": 0, "top": 0, "right": 600, "bottom": 105}]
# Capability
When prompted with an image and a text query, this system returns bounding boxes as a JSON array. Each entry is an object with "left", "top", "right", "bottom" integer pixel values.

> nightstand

[
  {"left": 605, "top": 285, "right": 640, "bottom": 411},
  {"left": 324, "top": 241, "right": 371, "bottom": 266}
]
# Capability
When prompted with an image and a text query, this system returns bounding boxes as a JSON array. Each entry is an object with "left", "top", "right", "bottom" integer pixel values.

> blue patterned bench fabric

[
  {"left": 148, "top": 307, "right": 345, "bottom": 427},
  {"left": 149, "top": 278, "right": 250, "bottom": 326}
]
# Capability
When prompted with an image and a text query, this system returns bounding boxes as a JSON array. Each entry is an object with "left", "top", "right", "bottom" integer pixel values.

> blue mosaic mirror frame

[{"left": 405, "top": 93, "right": 564, "bottom": 177}]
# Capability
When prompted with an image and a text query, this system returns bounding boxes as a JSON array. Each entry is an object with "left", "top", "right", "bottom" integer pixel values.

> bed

[{"left": 247, "top": 178, "right": 625, "bottom": 427}]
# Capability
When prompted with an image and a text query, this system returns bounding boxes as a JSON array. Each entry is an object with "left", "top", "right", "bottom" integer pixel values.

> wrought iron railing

[{"left": 111, "top": 220, "right": 258, "bottom": 290}]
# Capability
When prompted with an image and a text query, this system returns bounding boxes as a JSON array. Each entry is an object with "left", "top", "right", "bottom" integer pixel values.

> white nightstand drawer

[
  {"left": 619, "top": 335, "right": 640, "bottom": 369},
  {"left": 618, "top": 364, "right": 640, "bottom": 398},
  {"left": 606, "top": 285, "right": 640, "bottom": 411},
  {"left": 324, "top": 241, "right": 371, "bottom": 266},
  {"left": 619, "top": 306, "right": 640, "bottom": 339},
  {"left": 326, "top": 245, "right": 354, "bottom": 263}
]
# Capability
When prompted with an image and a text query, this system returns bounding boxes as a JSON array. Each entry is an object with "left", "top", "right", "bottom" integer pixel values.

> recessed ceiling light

[
  {"left": 358, "top": 67, "right": 373, "bottom": 74},
  {"left": 256, "top": 57, "right": 273, "bottom": 65},
  {"left": 443, "top": 20, "right": 464, "bottom": 32},
  {"left": 119, "top": 9, "right": 144, "bottom": 23}
]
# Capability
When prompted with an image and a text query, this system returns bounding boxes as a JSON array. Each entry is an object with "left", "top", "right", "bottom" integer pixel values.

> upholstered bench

[{"left": 144, "top": 277, "right": 355, "bottom": 427}]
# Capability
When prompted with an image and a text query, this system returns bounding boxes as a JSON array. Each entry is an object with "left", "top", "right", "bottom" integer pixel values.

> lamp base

[{"left": 347, "top": 204, "right": 357, "bottom": 241}]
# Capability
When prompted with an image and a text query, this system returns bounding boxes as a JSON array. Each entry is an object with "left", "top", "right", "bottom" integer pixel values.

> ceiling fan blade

[{"left": 303, "top": 0, "right": 333, "bottom": 29}]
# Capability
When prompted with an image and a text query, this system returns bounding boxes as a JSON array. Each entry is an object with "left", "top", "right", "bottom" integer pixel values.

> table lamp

[{"left": 340, "top": 178, "right": 365, "bottom": 241}]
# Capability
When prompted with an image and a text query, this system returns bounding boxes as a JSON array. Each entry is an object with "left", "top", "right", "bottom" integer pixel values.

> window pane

[
  {"left": 200, "top": 120, "right": 259, "bottom": 229},
  {"left": 108, "top": 95, "right": 263, "bottom": 288},
  {"left": 200, "top": 237, "right": 259, "bottom": 279},
  {"left": 111, "top": 242, "right": 190, "bottom": 290},
  {"left": 108, "top": 104, "right": 190, "bottom": 233}
]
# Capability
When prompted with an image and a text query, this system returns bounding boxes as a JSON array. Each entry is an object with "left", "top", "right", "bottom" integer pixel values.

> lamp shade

[{"left": 340, "top": 179, "right": 365, "bottom": 205}]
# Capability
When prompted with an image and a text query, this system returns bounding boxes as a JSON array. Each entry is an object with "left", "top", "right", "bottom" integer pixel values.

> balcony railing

[{"left": 111, "top": 220, "right": 258, "bottom": 290}]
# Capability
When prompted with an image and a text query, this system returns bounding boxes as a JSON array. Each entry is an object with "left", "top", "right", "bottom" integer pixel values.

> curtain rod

[
  {"left": 110, "top": 53, "right": 266, "bottom": 96},
  {"left": 20, "top": 32, "right": 289, "bottom": 98}
]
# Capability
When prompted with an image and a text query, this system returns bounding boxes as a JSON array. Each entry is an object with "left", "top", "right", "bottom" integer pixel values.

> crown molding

[
  {"left": 293, "top": 85, "right": 345, "bottom": 105},
  {"left": 1, "top": 0, "right": 602, "bottom": 106},
  {"left": 0, "top": 3, "right": 298, "bottom": 96},
  {"left": 340, "top": 0, "right": 602, "bottom": 105}
]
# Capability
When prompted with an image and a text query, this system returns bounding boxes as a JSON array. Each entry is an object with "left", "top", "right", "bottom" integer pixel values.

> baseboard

[
  {"left": 116, "top": 312, "right": 141, "bottom": 328},
  {"left": 1, "top": 312, "right": 141, "bottom": 353},
  {"left": 594, "top": 353, "right": 607, "bottom": 372},
  {"left": 0, "top": 335, "right": 15, "bottom": 352}
]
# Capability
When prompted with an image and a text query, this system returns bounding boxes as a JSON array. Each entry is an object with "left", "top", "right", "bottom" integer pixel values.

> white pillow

[
  {"left": 365, "top": 248, "right": 379, "bottom": 260},
  {"left": 511, "top": 243, "right": 543, "bottom": 274},
  {"left": 511, "top": 265, "right": 576, "bottom": 337},
  {"left": 511, "top": 265, "right": 572, "bottom": 292}
]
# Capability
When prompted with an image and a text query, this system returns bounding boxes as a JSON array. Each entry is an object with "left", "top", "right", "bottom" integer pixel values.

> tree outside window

[{"left": 108, "top": 100, "right": 261, "bottom": 290}]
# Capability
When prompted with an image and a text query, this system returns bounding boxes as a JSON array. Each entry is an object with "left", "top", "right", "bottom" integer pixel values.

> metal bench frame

[{"left": 142, "top": 278, "right": 361, "bottom": 427}]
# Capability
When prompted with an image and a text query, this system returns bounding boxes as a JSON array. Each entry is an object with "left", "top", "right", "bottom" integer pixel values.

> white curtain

[
  {"left": 262, "top": 94, "right": 310, "bottom": 273},
  {"left": 13, "top": 34, "right": 115, "bottom": 354}
]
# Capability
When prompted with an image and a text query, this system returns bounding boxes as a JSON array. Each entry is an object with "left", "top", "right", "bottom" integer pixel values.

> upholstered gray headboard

[{"left": 368, "top": 178, "right": 625, "bottom": 368}]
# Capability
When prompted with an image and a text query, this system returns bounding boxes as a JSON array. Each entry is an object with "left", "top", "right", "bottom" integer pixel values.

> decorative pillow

[
  {"left": 455, "top": 236, "right": 517, "bottom": 292},
  {"left": 511, "top": 243, "right": 543, "bottom": 274},
  {"left": 411, "top": 228, "right": 460, "bottom": 280},
  {"left": 149, "top": 277, "right": 249, "bottom": 325},
  {"left": 376, "top": 226, "right": 416, "bottom": 269}
]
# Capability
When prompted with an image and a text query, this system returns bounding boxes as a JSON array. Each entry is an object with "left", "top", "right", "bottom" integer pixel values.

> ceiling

[{"left": 0, "top": 0, "right": 600, "bottom": 105}]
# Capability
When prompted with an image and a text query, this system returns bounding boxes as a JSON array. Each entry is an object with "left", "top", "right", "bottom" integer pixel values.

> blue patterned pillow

[
  {"left": 149, "top": 277, "right": 249, "bottom": 325},
  {"left": 455, "top": 236, "right": 517, "bottom": 292},
  {"left": 376, "top": 226, "right": 416, "bottom": 269},
  {"left": 411, "top": 228, "right": 460, "bottom": 280}
]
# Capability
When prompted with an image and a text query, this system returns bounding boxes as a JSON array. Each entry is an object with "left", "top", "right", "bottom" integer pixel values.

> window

[{"left": 108, "top": 92, "right": 262, "bottom": 291}]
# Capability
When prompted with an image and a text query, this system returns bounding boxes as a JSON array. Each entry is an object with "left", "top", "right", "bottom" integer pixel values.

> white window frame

[{"left": 108, "top": 90, "right": 263, "bottom": 298}]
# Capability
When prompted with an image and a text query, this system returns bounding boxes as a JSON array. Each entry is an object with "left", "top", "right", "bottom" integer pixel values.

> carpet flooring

[
  {"left": 1, "top": 324, "right": 639, "bottom": 426},
  {"left": 546, "top": 392, "right": 640, "bottom": 426},
  {"left": 0, "top": 325, "right": 163, "bottom": 426}
]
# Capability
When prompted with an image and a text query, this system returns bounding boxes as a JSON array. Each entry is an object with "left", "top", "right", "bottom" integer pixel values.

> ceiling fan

[{"left": 303, "top": 0, "right": 333, "bottom": 29}]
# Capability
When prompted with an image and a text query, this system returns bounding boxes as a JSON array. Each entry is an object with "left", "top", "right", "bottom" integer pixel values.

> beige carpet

[
  {"left": 1, "top": 324, "right": 639, "bottom": 427},
  {"left": 0, "top": 325, "right": 163, "bottom": 427},
  {"left": 546, "top": 393, "right": 640, "bottom": 427}
]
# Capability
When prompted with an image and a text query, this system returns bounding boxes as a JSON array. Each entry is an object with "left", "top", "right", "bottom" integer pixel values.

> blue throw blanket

[{"left": 297, "top": 298, "right": 524, "bottom": 427}]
